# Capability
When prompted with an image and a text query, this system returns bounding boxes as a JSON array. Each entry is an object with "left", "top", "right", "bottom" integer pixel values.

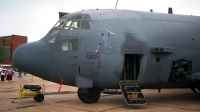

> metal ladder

[{"left": 119, "top": 81, "right": 147, "bottom": 105}]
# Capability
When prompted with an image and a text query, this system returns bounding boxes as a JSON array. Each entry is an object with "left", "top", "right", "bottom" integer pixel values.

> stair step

[
  {"left": 129, "top": 98, "right": 146, "bottom": 101},
  {"left": 119, "top": 82, "right": 147, "bottom": 105},
  {"left": 126, "top": 92, "right": 142, "bottom": 93},
  {"left": 119, "top": 80, "right": 137, "bottom": 83},
  {"left": 125, "top": 86, "right": 139, "bottom": 88},
  {"left": 119, "top": 83, "right": 138, "bottom": 86},
  {"left": 128, "top": 100, "right": 147, "bottom": 105}
]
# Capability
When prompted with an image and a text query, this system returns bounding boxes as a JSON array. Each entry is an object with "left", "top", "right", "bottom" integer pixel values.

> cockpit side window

[
  {"left": 62, "top": 37, "right": 78, "bottom": 51},
  {"left": 48, "top": 37, "right": 56, "bottom": 43},
  {"left": 48, "top": 30, "right": 59, "bottom": 43},
  {"left": 54, "top": 19, "right": 66, "bottom": 28}
]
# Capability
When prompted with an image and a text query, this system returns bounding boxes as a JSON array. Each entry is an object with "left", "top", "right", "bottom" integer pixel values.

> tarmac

[{"left": 1, "top": 73, "right": 200, "bottom": 112}]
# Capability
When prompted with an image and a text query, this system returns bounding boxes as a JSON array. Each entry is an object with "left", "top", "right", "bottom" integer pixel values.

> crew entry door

[{"left": 123, "top": 54, "right": 142, "bottom": 81}]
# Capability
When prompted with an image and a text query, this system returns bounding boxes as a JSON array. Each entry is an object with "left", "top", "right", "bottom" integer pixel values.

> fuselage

[{"left": 13, "top": 9, "right": 200, "bottom": 89}]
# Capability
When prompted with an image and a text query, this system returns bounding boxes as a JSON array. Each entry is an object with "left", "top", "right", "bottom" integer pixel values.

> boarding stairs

[{"left": 119, "top": 81, "right": 147, "bottom": 105}]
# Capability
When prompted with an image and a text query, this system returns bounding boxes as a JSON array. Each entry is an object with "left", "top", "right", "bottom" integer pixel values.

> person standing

[
  {"left": 1, "top": 70, "right": 7, "bottom": 83},
  {"left": 0, "top": 66, "right": 3, "bottom": 72},
  {"left": 3, "top": 66, "right": 7, "bottom": 72},
  {"left": 0, "top": 66, "right": 2, "bottom": 80},
  {"left": 18, "top": 69, "right": 22, "bottom": 78},
  {"left": 6, "top": 67, "right": 14, "bottom": 82}
]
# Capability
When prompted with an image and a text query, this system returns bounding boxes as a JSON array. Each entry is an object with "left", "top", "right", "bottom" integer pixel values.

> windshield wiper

[{"left": 55, "top": 21, "right": 64, "bottom": 28}]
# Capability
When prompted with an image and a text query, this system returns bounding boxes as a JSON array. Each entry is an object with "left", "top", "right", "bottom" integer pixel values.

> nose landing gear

[{"left": 77, "top": 87, "right": 100, "bottom": 103}]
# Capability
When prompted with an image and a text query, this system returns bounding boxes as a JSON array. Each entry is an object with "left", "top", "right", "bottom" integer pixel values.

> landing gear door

[{"left": 158, "top": 58, "right": 173, "bottom": 83}]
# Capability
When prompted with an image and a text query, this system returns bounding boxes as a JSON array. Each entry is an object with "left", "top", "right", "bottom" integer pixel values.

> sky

[{"left": 0, "top": 0, "right": 200, "bottom": 42}]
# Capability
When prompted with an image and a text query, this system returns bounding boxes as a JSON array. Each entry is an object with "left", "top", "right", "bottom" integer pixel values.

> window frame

[
  {"left": 4, "top": 46, "right": 11, "bottom": 57},
  {"left": 61, "top": 37, "right": 78, "bottom": 51},
  {"left": 54, "top": 19, "right": 66, "bottom": 28}
]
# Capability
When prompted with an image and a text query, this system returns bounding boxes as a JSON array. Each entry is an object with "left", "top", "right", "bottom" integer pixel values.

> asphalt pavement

[{"left": 1, "top": 73, "right": 200, "bottom": 112}]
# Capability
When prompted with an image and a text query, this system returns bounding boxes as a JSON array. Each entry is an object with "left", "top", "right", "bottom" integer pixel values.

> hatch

[{"left": 122, "top": 54, "right": 142, "bottom": 81}]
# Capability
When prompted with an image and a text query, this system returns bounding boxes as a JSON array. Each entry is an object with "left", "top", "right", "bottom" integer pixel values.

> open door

[
  {"left": 122, "top": 54, "right": 142, "bottom": 81},
  {"left": 119, "top": 54, "right": 146, "bottom": 105}
]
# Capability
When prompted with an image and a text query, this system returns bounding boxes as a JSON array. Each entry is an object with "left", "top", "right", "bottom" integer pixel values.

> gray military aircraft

[{"left": 12, "top": 9, "right": 200, "bottom": 105}]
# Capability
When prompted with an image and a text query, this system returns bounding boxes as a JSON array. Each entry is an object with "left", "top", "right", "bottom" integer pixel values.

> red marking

[{"left": 58, "top": 79, "right": 63, "bottom": 92}]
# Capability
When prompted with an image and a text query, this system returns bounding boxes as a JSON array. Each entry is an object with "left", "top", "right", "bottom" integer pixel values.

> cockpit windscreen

[{"left": 53, "top": 14, "right": 91, "bottom": 30}]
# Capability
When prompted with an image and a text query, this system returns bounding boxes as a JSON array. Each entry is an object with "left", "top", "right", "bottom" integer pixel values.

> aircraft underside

[{"left": 77, "top": 54, "right": 200, "bottom": 105}]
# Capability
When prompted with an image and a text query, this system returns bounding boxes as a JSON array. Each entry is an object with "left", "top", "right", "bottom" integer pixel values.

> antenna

[
  {"left": 168, "top": 7, "right": 173, "bottom": 14},
  {"left": 115, "top": 0, "right": 118, "bottom": 9}
]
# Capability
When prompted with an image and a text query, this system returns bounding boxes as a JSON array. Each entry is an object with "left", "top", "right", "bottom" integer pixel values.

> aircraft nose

[{"left": 12, "top": 41, "right": 52, "bottom": 79}]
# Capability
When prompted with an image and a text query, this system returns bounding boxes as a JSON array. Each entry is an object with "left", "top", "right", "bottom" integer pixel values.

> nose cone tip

[
  {"left": 12, "top": 41, "right": 52, "bottom": 78},
  {"left": 12, "top": 44, "right": 25, "bottom": 70}
]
